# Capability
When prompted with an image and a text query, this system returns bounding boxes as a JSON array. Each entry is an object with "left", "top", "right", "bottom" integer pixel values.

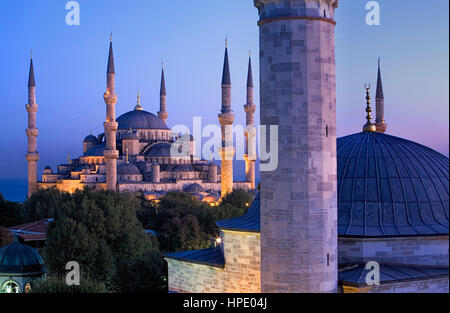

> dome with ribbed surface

[
  {"left": 117, "top": 110, "right": 168, "bottom": 130},
  {"left": 0, "top": 242, "right": 46, "bottom": 274},
  {"left": 83, "top": 134, "right": 98, "bottom": 143},
  {"left": 117, "top": 163, "right": 142, "bottom": 176},
  {"left": 337, "top": 132, "right": 449, "bottom": 237}
]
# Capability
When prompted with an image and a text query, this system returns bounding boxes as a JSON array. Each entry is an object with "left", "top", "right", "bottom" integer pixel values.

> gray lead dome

[
  {"left": 117, "top": 110, "right": 168, "bottom": 130},
  {"left": 337, "top": 132, "right": 449, "bottom": 237}
]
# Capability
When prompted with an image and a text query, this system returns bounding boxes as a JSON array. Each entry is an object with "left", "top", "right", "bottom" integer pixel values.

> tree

[
  {"left": 220, "top": 189, "right": 254, "bottom": 210},
  {"left": 41, "top": 188, "right": 166, "bottom": 293},
  {"left": 0, "top": 194, "right": 25, "bottom": 227},
  {"left": 0, "top": 227, "right": 13, "bottom": 247},
  {"left": 31, "top": 276, "right": 107, "bottom": 293},
  {"left": 23, "top": 188, "right": 72, "bottom": 222}
]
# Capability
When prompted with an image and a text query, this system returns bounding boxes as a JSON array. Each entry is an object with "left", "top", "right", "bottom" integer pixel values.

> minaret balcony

[
  {"left": 26, "top": 152, "right": 40, "bottom": 162},
  {"left": 26, "top": 128, "right": 39, "bottom": 137},
  {"left": 104, "top": 150, "right": 119, "bottom": 159}
]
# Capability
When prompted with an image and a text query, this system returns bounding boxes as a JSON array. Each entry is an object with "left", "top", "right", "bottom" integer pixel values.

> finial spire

[
  {"left": 134, "top": 90, "right": 143, "bottom": 111},
  {"left": 107, "top": 36, "right": 115, "bottom": 75},
  {"left": 221, "top": 40, "right": 231, "bottom": 85},
  {"left": 363, "top": 84, "right": 376, "bottom": 132},
  {"left": 247, "top": 52, "right": 253, "bottom": 88},
  {"left": 160, "top": 66, "right": 166, "bottom": 96},
  {"left": 376, "top": 57, "right": 384, "bottom": 100},
  {"left": 28, "top": 54, "right": 36, "bottom": 88}
]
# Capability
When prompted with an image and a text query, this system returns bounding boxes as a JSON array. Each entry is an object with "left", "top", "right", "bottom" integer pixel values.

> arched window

[{"left": 2, "top": 280, "right": 20, "bottom": 293}]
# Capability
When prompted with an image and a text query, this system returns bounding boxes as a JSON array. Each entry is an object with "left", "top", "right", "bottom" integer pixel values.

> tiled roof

[
  {"left": 216, "top": 193, "right": 260, "bottom": 232},
  {"left": 165, "top": 247, "right": 225, "bottom": 268},
  {"left": 339, "top": 264, "right": 449, "bottom": 286},
  {"left": 8, "top": 218, "right": 53, "bottom": 242}
]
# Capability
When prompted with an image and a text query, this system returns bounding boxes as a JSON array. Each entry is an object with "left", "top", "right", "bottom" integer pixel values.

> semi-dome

[
  {"left": 83, "top": 143, "right": 105, "bottom": 157},
  {"left": 183, "top": 183, "right": 205, "bottom": 193},
  {"left": 83, "top": 134, "right": 98, "bottom": 143},
  {"left": 117, "top": 163, "right": 142, "bottom": 176},
  {"left": 117, "top": 110, "right": 168, "bottom": 130},
  {"left": 147, "top": 143, "right": 172, "bottom": 157},
  {"left": 337, "top": 131, "right": 449, "bottom": 237},
  {"left": 0, "top": 242, "right": 47, "bottom": 275}
]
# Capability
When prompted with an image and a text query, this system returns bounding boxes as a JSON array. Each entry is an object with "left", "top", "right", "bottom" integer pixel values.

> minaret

[
  {"left": 218, "top": 40, "right": 235, "bottom": 198},
  {"left": 244, "top": 52, "right": 256, "bottom": 190},
  {"left": 158, "top": 64, "right": 168, "bottom": 124},
  {"left": 375, "top": 58, "right": 387, "bottom": 133},
  {"left": 103, "top": 36, "right": 119, "bottom": 191},
  {"left": 26, "top": 53, "right": 39, "bottom": 198},
  {"left": 254, "top": 0, "right": 339, "bottom": 292}
]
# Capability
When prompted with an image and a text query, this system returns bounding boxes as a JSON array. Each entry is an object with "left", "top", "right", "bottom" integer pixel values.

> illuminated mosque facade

[{"left": 25, "top": 39, "right": 257, "bottom": 202}]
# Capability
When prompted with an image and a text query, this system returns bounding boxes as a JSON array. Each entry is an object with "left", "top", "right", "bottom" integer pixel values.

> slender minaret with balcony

[
  {"left": 254, "top": 0, "right": 339, "bottom": 292},
  {"left": 375, "top": 58, "right": 387, "bottom": 133},
  {"left": 218, "top": 40, "right": 235, "bottom": 198},
  {"left": 26, "top": 54, "right": 39, "bottom": 198},
  {"left": 103, "top": 36, "right": 119, "bottom": 191},
  {"left": 244, "top": 53, "right": 256, "bottom": 190},
  {"left": 158, "top": 64, "right": 168, "bottom": 124}
]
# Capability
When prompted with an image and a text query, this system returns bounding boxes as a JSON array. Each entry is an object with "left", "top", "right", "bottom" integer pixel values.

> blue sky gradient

[{"left": 0, "top": 0, "right": 448, "bottom": 179}]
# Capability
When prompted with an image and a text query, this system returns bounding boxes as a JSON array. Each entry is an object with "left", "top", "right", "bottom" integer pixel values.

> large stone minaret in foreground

[
  {"left": 26, "top": 55, "right": 39, "bottom": 198},
  {"left": 158, "top": 65, "right": 168, "bottom": 124},
  {"left": 244, "top": 54, "right": 256, "bottom": 190},
  {"left": 254, "top": 0, "right": 339, "bottom": 292},
  {"left": 375, "top": 59, "right": 387, "bottom": 133},
  {"left": 218, "top": 41, "right": 235, "bottom": 198},
  {"left": 103, "top": 37, "right": 119, "bottom": 191}
]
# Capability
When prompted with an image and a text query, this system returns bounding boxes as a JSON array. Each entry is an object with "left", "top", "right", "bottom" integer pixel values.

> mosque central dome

[{"left": 117, "top": 110, "right": 168, "bottom": 130}]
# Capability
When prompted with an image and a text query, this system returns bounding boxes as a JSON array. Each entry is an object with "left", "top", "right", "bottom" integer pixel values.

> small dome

[
  {"left": 83, "top": 135, "right": 98, "bottom": 143},
  {"left": 191, "top": 193, "right": 204, "bottom": 201},
  {"left": 117, "top": 163, "right": 142, "bottom": 176},
  {"left": 122, "top": 131, "right": 138, "bottom": 141},
  {"left": 202, "top": 193, "right": 221, "bottom": 204},
  {"left": 0, "top": 242, "right": 47, "bottom": 275},
  {"left": 117, "top": 110, "right": 168, "bottom": 131},
  {"left": 147, "top": 143, "right": 172, "bottom": 157},
  {"left": 171, "top": 164, "right": 195, "bottom": 172},
  {"left": 183, "top": 183, "right": 205, "bottom": 193},
  {"left": 83, "top": 143, "right": 105, "bottom": 157}
]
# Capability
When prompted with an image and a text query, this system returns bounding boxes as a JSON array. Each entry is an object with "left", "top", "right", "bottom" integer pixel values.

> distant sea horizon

[{"left": 0, "top": 178, "right": 27, "bottom": 203}]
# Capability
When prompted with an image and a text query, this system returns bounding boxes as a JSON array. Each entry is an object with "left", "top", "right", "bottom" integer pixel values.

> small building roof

[
  {"left": 339, "top": 264, "right": 449, "bottom": 286},
  {"left": 216, "top": 193, "right": 260, "bottom": 232},
  {"left": 8, "top": 218, "right": 53, "bottom": 242},
  {"left": 165, "top": 247, "right": 225, "bottom": 268}
]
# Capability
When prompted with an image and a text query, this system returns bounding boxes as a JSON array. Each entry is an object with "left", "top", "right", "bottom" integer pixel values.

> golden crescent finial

[
  {"left": 363, "top": 83, "right": 376, "bottom": 132},
  {"left": 110, "top": 32, "right": 112, "bottom": 42}
]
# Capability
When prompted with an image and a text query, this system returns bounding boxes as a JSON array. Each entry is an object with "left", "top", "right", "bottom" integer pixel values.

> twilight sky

[{"left": 0, "top": 0, "right": 448, "bottom": 179}]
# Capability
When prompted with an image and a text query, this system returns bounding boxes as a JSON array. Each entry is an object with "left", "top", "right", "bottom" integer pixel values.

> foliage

[
  {"left": 139, "top": 190, "right": 254, "bottom": 253},
  {"left": 0, "top": 193, "right": 25, "bottom": 227},
  {"left": 40, "top": 188, "right": 166, "bottom": 293},
  {"left": 220, "top": 189, "right": 254, "bottom": 210},
  {"left": 23, "top": 188, "right": 72, "bottom": 222},
  {"left": 31, "top": 276, "right": 107, "bottom": 293},
  {"left": 0, "top": 226, "right": 14, "bottom": 247}
]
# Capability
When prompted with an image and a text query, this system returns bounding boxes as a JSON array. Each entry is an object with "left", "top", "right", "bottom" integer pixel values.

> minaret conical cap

[
  {"left": 28, "top": 56, "right": 36, "bottom": 87},
  {"left": 107, "top": 39, "right": 115, "bottom": 74},
  {"left": 247, "top": 54, "right": 253, "bottom": 88},
  {"left": 221, "top": 44, "right": 231, "bottom": 85},
  {"left": 376, "top": 58, "right": 384, "bottom": 99},
  {"left": 160, "top": 66, "right": 166, "bottom": 96}
]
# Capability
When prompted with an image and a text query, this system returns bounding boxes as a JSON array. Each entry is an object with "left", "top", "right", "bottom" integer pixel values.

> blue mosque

[{"left": 1, "top": 0, "right": 447, "bottom": 294}]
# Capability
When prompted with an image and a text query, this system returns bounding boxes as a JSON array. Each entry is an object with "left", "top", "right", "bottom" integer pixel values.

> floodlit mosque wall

[{"left": 167, "top": 230, "right": 261, "bottom": 293}]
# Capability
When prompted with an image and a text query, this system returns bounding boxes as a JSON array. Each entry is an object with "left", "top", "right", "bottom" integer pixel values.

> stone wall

[
  {"left": 167, "top": 230, "right": 261, "bottom": 293},
  {"left": 339, "top": 236, "right": 449, "bottom": 266}
]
